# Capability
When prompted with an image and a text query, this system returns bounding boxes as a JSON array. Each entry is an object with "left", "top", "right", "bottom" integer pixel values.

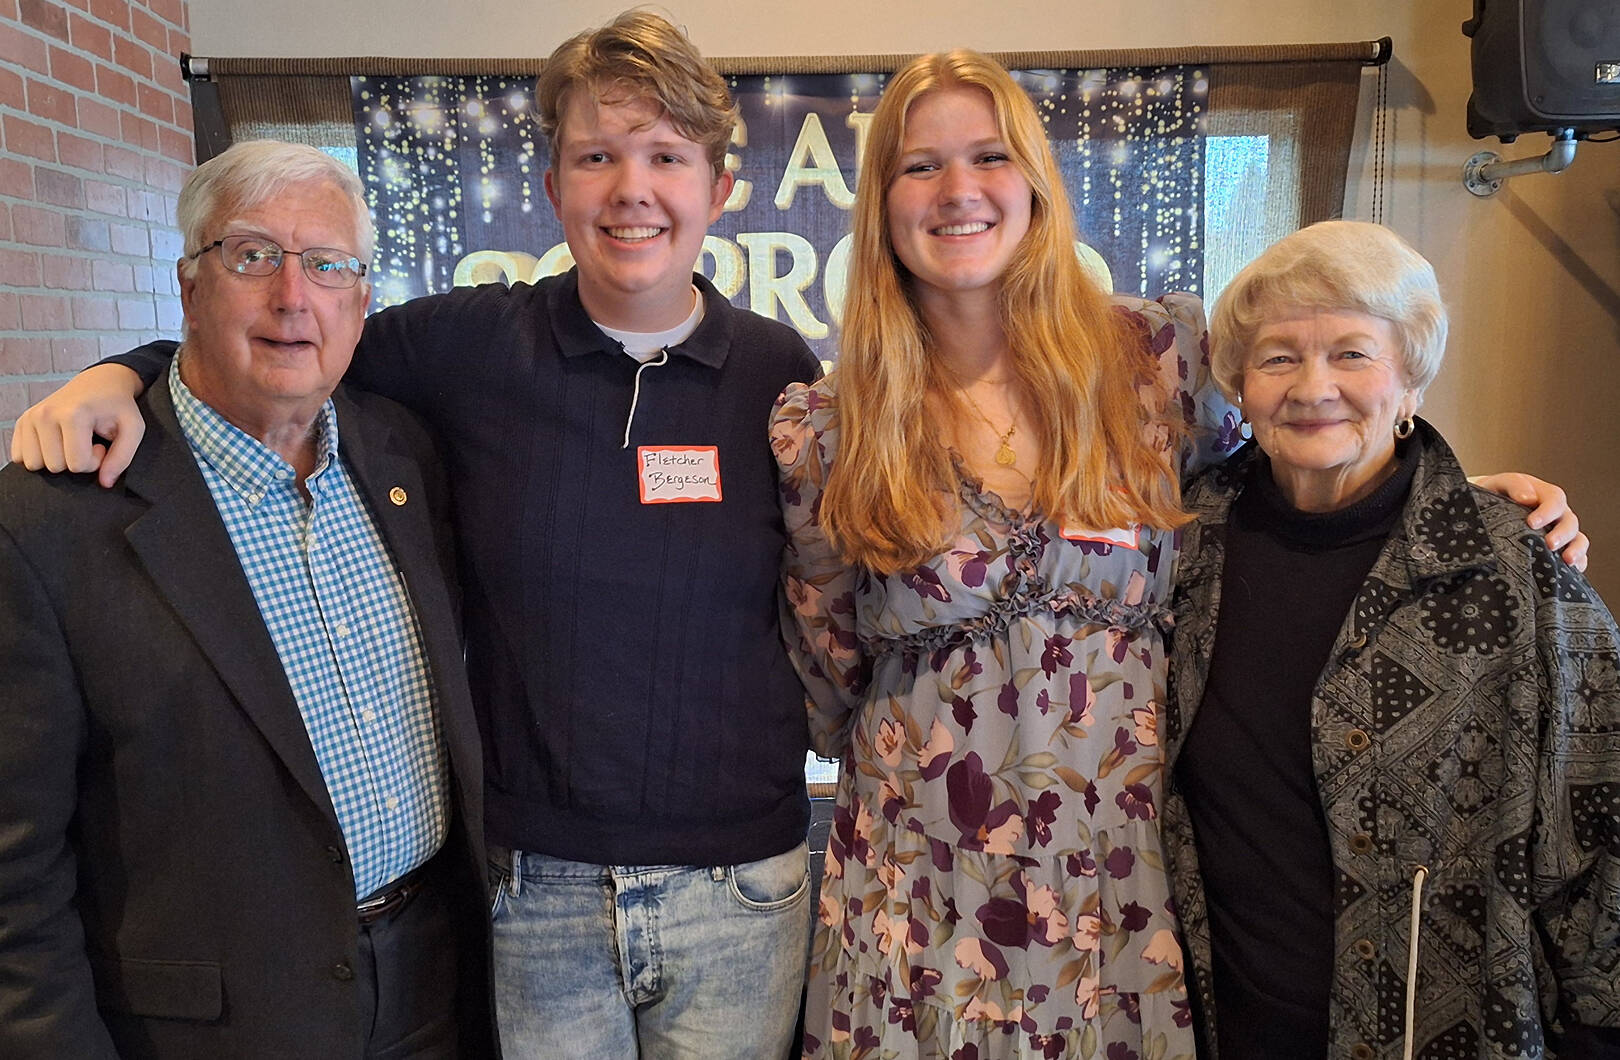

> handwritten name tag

[
  {"left": 638, "top": 446, "right": 723, "bottom": 504},
  {"left": 1058, "top": 524, "right": 1139, "bottom": 550}
]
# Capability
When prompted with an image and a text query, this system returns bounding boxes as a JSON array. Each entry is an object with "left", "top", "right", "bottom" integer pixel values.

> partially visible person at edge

[
  {"left": 6, "top": 12, "right": 819, "bottom": 1058},
  {"left": 1162, "top": 220, "right": 1620, "bottom": 1060},
  {"left": 767, "top": 50, "right": 1591, "bottom": 1060},
  {"left": 0, "top": 141, "right": 496, "bottom": 1058}
]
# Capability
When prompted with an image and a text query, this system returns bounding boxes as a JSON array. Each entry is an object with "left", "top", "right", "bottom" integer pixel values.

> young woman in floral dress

[{"left": 770, "top": 50, "right": 1236, "bottom": 1059}]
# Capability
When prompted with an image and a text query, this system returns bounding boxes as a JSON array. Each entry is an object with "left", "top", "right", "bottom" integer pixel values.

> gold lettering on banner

[
  {"left": 774, "top": 113, "right": 854, "bottom": 210},
  {"left": 846, "top": 111, "right": 875, "bottom": 182},
  {"left": 737, "top": 231, "right": 827, "bottom": 339},
  {"left": 452, "top": 245, "right": 575, "bottom": 287},
  {"left": 1074, "top": 240, "right": 1114, "bottom": 293},
  {"left": 823, "top": 234, "right": 853, "bottom": 326},
  {"left": 723, "top": 117, "right": 752, "bottom": 213},
  {"left": 701, "top": 235, "right": 747, "bottom": 299},
  {"left": 536, "top": 242, "right": 575, "bottom": 279},
  {"left": 452, "top": 250, "right": 540, "bottom": 287}
]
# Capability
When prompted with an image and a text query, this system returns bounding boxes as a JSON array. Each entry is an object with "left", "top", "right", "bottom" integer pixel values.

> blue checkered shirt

[{"left": 169, "top": 360, "right": 449, "bottom": 900}]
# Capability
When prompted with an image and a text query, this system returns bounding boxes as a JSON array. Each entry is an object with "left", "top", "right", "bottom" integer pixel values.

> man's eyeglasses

[{"left": 188, "top": 235, "right": 369, "bottom": 289}]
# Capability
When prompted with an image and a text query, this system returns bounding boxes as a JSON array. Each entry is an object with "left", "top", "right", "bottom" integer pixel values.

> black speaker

[{"left": 1464, "top": 0, "right": 1620, "bottom": 140}]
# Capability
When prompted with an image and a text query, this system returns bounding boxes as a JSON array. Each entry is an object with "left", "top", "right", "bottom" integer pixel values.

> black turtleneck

[{"left": 1176, "top": 435, "right": 1422, "bottom": 1059}]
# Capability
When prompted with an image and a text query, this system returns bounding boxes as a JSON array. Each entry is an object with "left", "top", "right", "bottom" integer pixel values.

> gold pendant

[{"left": 995, "top": 443, "right": 1017, "bottom": 466}]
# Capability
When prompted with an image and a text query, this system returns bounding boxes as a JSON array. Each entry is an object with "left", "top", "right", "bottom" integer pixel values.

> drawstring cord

[
  {"left": 622, "top": 348, "right": 670, "bottom": 449},
  {"left": 1402, "top": 864, "right": 1429, "bottom": 1060}
]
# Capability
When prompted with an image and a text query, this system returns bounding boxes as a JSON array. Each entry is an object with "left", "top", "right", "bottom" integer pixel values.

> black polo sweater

[{"left": 114, "top": 270, "right": 821, "bottom": 867}]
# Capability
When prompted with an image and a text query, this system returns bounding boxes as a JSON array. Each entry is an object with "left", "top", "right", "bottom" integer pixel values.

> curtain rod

[{"left": 181, "top": 38, "right": 1390, "bottom": 81}]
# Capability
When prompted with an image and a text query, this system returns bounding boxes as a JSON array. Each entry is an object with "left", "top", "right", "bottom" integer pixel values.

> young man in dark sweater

[{"left": 11, "top": 12, "right": 821, "bottom": 1057}]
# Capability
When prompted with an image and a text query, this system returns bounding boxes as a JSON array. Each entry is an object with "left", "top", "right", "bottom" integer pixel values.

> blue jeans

[{"left": 489, "top": 843, "right": 811, "bottom": 1059}]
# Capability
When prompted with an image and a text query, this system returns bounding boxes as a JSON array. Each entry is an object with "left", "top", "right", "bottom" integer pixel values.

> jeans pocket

[
  {"left": 487, "top": 851, "right": 511, "bottom": 922},
  {"left": 726, "top": 842, "right": 810, "bottom": 912}
]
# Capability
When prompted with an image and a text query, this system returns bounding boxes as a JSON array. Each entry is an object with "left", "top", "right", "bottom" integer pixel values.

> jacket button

[
  {"left": 1354, "top": 938, "right": 1376, "bottom": 960},
  {"left": 1352, "top": 1045, "right": 1375, "bottom": 1060},
  {"left": 1350, "top": 832, "right": 1374, "bottom": 854},
  {"left": 1345, "top": 728, "right": 1371, "bottom": 752},
  {"left": 332, "top": 962, "right": 354, "bottom": 981},
  {"left": 326, "top": 846, "right": 343, "bottom": 863}
]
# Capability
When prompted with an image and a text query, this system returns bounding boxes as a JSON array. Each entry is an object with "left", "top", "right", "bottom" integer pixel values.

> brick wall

[{"left": 1, "top": 0, "right": 191, "bottom": 454}]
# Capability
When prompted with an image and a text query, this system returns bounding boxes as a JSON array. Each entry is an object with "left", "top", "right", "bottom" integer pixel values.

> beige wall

[{"left": 189, "top": 0, "right": 1620, "bottom": 598}]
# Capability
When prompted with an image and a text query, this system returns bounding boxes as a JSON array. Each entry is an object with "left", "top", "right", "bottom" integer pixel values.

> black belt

[{"left": 357, "top": 861, "right": 430, "bottom": 924}]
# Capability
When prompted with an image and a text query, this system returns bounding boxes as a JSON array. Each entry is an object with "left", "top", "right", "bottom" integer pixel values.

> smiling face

[
  {"left": 884, "top": 86, "right": 1033, "bottom": 317},
  {"left": 544, "top": 92, "right": 733, "bottom": 331},
  {"left": 1241, "top": 307, "right": 1421, "bottom": 512},
  {"left": 178, "top": 179, "right": 369, "bottom": 438}
]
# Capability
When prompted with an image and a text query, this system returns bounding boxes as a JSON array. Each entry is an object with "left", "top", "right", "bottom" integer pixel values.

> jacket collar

[
  {"left": 1375, "top": 417, "right": 1498, "bottom": 586},
  {"left": 1180, "top": 419, "right": 1497, "bottom": 589},
  {"left": 122, "top": 381, "right": 344, "bottom": 827},
  {"left": 1167, "top": 417, "right": 1500, "bottom": 765},
  {"left": 549, "top": 268, "right": 735, "bottom": 369},
  {"left": 123, "top": 368, "right": 484, "bottom": 856}
]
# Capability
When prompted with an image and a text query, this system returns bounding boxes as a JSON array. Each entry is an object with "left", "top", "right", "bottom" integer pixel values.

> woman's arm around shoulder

[{"left": 1113, "top": 291, "right": 1243, "bottom": 480}]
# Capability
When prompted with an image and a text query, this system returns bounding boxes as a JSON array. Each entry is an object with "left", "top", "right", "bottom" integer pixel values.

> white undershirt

[{"left": 595, "top": 286, "right": 705, "bottom": 362}]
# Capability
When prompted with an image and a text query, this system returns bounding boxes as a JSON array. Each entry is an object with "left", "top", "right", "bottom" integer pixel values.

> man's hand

[
  {"left": 1471, "top": 472, "right": 1589, "bottom": 572},
  {"left": 9, "top": 364, "right": 146, "bottom": 488}
]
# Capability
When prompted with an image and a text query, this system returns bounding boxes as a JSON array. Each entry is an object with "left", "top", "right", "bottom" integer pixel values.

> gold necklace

[{"left": 946, "top": 373, "right": 1020, "bottom": 467}]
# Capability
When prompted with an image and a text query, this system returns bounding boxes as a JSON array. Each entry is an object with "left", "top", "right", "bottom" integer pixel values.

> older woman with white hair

[{"left": 1162, "top": 220, "right": 1620, "bottom": 1060}]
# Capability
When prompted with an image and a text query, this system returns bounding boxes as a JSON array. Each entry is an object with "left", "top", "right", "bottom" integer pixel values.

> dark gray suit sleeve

[{"left": 0, "top": 523, "right": 119, "bottom": 1059}]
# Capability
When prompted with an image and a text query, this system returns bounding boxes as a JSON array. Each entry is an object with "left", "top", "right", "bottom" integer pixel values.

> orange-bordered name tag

[
  {"left": 1058, "top": 524, "right": 1139, "bottom": 550},
  {"left": 637, "top": 446, "right": 723, "bottom": 504}
]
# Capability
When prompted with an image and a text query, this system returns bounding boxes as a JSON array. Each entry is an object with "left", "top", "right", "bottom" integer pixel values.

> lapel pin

[{"left": 389, "top": 486, "right": 408, "bottom": 506}]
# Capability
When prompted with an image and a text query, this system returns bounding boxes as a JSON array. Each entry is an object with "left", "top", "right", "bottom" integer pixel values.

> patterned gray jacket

[{"left": 1163, "top": 419, "right": 1620, "bottom": 1059}]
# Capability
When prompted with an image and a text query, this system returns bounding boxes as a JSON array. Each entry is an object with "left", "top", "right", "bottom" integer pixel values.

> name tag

[
  {"left": 1058, "top": 524, "right": 1139, "bottom": 550},
  {"left": 638, "top": 446, "right": 723, "bottom": 504}
]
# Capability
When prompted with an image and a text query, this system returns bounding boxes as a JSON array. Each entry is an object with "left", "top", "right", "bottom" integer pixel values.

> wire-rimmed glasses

[{"left": 188, "top": 235, "right": 369, "bottom": 289}]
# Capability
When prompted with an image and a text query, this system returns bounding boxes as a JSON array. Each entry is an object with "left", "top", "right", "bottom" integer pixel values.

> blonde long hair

[{"left": 821, "top": 50, "right": 1186, "bottom": 573}]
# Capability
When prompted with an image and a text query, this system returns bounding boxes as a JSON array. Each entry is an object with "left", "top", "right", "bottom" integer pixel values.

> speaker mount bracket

[{"left": 1463, "top": 127, "right": 1578, "bottom": 197}]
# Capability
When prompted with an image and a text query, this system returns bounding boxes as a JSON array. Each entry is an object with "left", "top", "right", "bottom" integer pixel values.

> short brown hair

[{"left": 536, "top": 10, "right": 737, "bottom": 177}]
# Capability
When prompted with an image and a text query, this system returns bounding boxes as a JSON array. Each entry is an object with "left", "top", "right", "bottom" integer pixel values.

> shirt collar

[
  {"left": 168, "top": 354, "right": 340, "bottom": 504},
  {"left": 550, "top": 267, "right": 735, "bottom": 369}
]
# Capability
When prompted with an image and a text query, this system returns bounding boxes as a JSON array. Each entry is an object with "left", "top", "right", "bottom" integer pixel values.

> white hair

[
  {"left": 176, "top": 140, "right": 374, "bottom": 279},
  {"left": 1209, "top": 220, "right": 1448, "bottom": 402}
]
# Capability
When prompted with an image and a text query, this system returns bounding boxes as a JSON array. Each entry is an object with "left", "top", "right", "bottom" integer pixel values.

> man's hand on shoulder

[{"left": 9, "top": 364, "right": 146, "bottom": 488}]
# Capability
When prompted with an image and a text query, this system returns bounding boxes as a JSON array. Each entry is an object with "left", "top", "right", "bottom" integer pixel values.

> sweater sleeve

[
  {"left": 102, "top": 340, "right": 178, "bottom": 388},
  {"left": 346, "top": 283, "right": 509, "bottom": 417},
  {"left": 770, "top": 380, "right": 868, "bottom": 758},
  {"left": 98, "top": 283, "right": 512, "bottom": 416}
]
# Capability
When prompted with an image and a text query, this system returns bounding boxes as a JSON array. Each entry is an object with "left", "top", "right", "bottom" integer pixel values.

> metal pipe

[{"left": 1463, "top": 129, "right": 1578, "bottom": 197}]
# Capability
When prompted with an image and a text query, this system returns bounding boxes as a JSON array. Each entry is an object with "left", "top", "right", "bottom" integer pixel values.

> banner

[{"left": 353, "top": 67, "right": 1206, "bottom": 360}]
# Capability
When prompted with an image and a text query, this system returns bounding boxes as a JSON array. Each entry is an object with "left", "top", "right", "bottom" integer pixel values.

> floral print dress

[{"left": 771, "top": 295, "right": 1236, "bottom": 1060}]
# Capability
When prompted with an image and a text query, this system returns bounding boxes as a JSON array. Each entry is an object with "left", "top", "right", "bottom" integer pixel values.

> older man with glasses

[{"left": 0, "top": 140, "right": 495, "bottom": 1059}]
